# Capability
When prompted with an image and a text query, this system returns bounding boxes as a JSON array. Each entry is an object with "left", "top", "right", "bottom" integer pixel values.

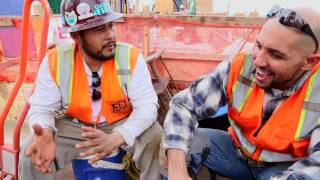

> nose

[
  {"left": 253, "top": 47, "right": 267, "bottom": 67},
  {"left": 103, "top": 25, "right": 115, "bottom": 38}
]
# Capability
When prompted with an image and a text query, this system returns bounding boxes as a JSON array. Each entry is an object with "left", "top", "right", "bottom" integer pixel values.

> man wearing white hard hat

[{"left": 18, "top": 0, "right": 162, "bottom": 179}]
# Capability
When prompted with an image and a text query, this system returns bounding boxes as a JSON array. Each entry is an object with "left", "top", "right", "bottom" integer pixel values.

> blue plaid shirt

[
  {"left": 162, "top": 56, "right": 320, "bottom": 179},
  {"left": 163, "top": 59, "right": 230, "bottom": 152}
]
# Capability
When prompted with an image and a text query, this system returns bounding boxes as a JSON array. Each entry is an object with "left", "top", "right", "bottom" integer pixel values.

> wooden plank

[
  {"left": 162, "top": 52, "right": 228, "bottom": 61},
  {"left": 0, "top": 18, "right": 14, "bottom": 26},
  {"left": 143, "top": 26, "right": 149, "bottom": 57},
  {"left": 0, "top": 58, "right": 19, "bottom": 71},
  {"left": 152, "top": 77, "right": 170, "bottom": 94},
  {"left": 122, "top": 15, "right": 266, "bottom": 28},
  {"left": 144, "top": 50, "right": 164, "bottom": 63},
  {"left": 159, "top": 16, "right": 266, "bottom": 28}
]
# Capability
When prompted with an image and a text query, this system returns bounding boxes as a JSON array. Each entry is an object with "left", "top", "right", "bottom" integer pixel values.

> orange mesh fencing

[
  {"left": 0, "top": 15, "right": 265, "bottom": 84},
  {"left": 116, "top": 16, "right": 261, "bottom": 57},
  {"left": 114, "top": 16, "right": 264, "bottom": 88},
  {"left": 0, "top": 17, "right": 38, "bottom": 82}
]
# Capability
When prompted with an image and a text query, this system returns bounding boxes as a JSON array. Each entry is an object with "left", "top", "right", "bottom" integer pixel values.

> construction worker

[
  {"left": 18, "top": 0, "right": 162, "bottom": 180},
  {"left": 160, "top": 6, "right": 320, "bottom": 180}
]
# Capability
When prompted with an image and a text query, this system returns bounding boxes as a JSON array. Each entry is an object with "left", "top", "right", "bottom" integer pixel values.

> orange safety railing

[{"left": 0, "top": 0, "right": 50, "bottom": 179}]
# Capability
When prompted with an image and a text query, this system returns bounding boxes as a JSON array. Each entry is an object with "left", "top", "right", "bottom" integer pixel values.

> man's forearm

[
  {"left": 167, "top": 149, "right": 189, "bottom": 176},
  {"left": 27, "top": 107, "right": 58, "bottom": 132},
  {"left": 113, "top": 103, "right": 157, "bottom": 147},
  {"left": 36, "top": 126, "right": 55, "bottom": 141}
]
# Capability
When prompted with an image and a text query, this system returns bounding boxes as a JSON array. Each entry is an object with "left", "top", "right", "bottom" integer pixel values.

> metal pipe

[
  {"left": 0, "top": 1, "right": 50, "bottom": 179},
  {"left": 13, "top": 0, "right": 50, "bottom": 151},
  {"left": 0, "top": 0, "right": 32, "bottom": 147}
]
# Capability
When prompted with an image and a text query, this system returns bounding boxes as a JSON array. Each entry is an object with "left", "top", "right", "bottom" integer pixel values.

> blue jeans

[{"left": 163, "top": 128, "right": 293, "bottom": 180}]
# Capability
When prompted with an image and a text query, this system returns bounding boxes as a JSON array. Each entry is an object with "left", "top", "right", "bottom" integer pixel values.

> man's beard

[{"left": 80, "top": 37, "right": 116, "bottom": 62}]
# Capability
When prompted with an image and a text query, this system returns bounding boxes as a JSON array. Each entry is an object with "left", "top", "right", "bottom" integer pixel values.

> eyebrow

[
  {"left": 256, "top": 40, "right": 289, "bottom": 59},
  {"left": 268, "top": 48, "right": 288, "bottom": 59}
]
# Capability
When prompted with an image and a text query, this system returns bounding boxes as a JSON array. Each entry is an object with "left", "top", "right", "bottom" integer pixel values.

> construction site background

[
  {"left": 0, "top": 1, "right": 265, "bottom": 131},
  {"left": 0, "top": 2, "right": 264, "bottom": 179}
]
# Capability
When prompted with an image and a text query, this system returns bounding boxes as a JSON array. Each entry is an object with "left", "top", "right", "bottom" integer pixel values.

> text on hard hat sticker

[
  {"left": 64, "top": 2, "right": 112, "bottom": 27},
  {"left": 93, "top": 2, "right": 112, "bottom": 16},
  {"left": 65, "top": 11, "right": 77, "bottom": 26}
]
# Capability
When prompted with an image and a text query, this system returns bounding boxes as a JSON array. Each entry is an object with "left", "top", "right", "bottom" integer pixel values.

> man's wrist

[
  {"left": 111, "top": 131, "right": 125, "bottom": 147},
  {"left": 112, "top": 127, "right": 135, "bottom": 147},
  {"left": 167, "top": 149, "right": 188, "bottom": 174},
  {"left": 41, "top": 128, "right": 55, "bottom": 140}
]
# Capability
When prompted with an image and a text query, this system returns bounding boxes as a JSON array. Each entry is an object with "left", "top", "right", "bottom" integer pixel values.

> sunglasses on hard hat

[
  {"left": 92, "top": 72, "right": 101, "bottom": 101},
  {"left": 267, "top": 5, "right": 318, "bottom": 53}
]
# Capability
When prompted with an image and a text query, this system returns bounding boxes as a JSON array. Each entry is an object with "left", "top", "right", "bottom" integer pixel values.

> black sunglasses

[
  {"left": 267, "top": 5, "right": 318, "bottom": 53},
  {"left": 92, "top": 72, "right": 101, "bottom": 101}
]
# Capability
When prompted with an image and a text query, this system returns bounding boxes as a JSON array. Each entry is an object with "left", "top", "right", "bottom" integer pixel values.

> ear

[
  {"left": 70, "top": 32, "right": 80, "bottom": 44},
  {"left": 301, "top": 54, "right": 320, "bottom": 70}
]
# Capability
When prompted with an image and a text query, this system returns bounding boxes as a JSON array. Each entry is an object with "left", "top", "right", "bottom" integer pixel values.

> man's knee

[
  {"left": 19, "top": 151, "right": 32, "bottom": 169},
  {"left": 132, "top": 122, "right": 163, "bottom": 168},
  {"left": 188, "top": 128, "right": 213, "bottom": 154},
  {"left": 137, "top": 121, "right": 163, "bottom": 146},
  {"left": 19, "top": 138, "right": 33, "bottom": 168},
  {"left": 18, "top": 148, "right": 35, "bottom": 179}
]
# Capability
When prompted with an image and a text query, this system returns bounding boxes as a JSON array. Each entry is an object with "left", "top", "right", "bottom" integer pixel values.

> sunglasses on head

[
  {"left": 92, "top": 72, "right": 101, "bottom": 101},
  {"left": 267, "top": 5, "right": 318, "bottom": 53}
]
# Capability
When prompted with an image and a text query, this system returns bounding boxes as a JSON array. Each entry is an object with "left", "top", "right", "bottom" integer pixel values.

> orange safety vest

[
  {"left": 47, "top": 41, "right": 139, "bottom": 125},
  {"left": 226, "top": 53, "right": 320, "bottom": 162}
]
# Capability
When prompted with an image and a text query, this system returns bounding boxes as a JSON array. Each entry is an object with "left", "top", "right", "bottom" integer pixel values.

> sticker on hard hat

[
  {"left": 64, "top": 2, "right": 112, "bottom": 27},
  {"left": 65, "top": 11, "right": 77, "bottom": 26},
  {"left": 77, "top": 3, "right": 93, "bottom": 20},
  {"left": 93, "top": 2, "right": 112, "bottom": 16}
]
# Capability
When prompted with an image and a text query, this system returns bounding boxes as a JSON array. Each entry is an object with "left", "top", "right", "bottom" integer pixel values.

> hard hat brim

[{"left": 60, "top": 12, "right": 123, "bottom": 34}]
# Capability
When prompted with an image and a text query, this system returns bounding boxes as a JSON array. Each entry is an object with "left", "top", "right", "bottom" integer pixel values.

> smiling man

[
  {"left": 18, "top": 0, "right": 162, "bottom": 180},
  {"left": 160, "top": 6, "right": 320, "bottom": 180}
]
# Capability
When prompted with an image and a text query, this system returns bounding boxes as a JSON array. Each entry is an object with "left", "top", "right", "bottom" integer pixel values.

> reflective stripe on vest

[
  {"left": 259, "top": 149, "right": 300, "bottom": 162},
  {"left": 56, "top": 42, "right": 133, "bottom": 110},
  {"left": 229, "top": 116, "right": 300, "bottom": 162},
  {"left": 229, "top": 119, "right": 256, "bottom": 154},
  {"left": 296, "top": 70, "right": 320, "bottom": 139},
  {"left": 115, "top": 42, "right": 132, "bottom": 96},
  {"left": 55, "top": 43, "right": 75, "bottom": 109},
  {"left": 231, "top": 54, "right": 255, "bottom": 112}
]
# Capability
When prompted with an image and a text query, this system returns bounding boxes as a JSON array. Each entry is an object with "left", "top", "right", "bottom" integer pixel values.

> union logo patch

[{"left": 111, "top": 100, "right": 131, "bottom": 113}]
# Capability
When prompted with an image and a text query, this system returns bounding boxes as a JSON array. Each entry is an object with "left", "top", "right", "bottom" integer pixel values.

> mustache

[{"left": 102, "top": 41, "right": 116, "bottom": 49}]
